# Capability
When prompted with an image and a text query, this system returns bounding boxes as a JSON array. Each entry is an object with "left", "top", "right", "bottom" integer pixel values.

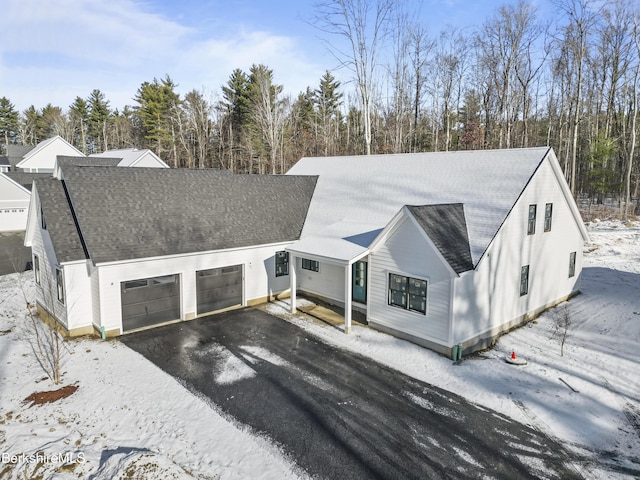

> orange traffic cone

[{"left": 511, "top": 351, "right": 517, "bottom": 360}]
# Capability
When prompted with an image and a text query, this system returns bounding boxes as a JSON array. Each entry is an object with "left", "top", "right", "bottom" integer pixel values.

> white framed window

[
  {"left": 569, "top": 252, "right": 576, "bottom": 278},
  {"left": 388, "top": 273, "right": 427, "bottom": 315},
  {"left": 56, "top": 267, "right": 65, "bottom": 304},
  {"left": 520, "top": 265, "right": 529, "bottom": 296},
  {"left": 544, "top": 203, "right": 553, "bottom": 232},
  {"left": 302, "top": 258, "right": 319, "bottom": 272},
  {"left": 33, "top": 255, "right": 40, "bottom": 285},
  {"left": 275, "top": 251, "right": 289, "bottom": 277},
  {"left": 527, "top": 205, "right": 536, "bottom": 235}
]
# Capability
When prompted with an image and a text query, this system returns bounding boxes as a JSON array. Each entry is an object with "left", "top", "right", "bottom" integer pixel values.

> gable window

[
  {"left": 388, "top": 273, "right": 427, "bottom": 315},
  {"left": 527, "top": 205, "right": 536, "bottom": 235},
  {"left": 56, "top": 267, "right": 65, "bottom": 304},
  {"left": 40, "top": 206, "right": 47, "bottom": 230},
  {"left": 544, "top": 203, "right": 553, "bottom": 232},
  {"left": 569, "top": 252, "right": 576, "bottom": 278},
  {"left": 34, "top": 255, "right": 40, "bottom": 285},
  {"left": 301, "top": 258, "right": 319, "bottom": 272},
  {"left": 520, "top": 265, "right": 529, "bottom": 296},
  {"left": 275, "top": 251, "right": 289, "bottom": 277}
]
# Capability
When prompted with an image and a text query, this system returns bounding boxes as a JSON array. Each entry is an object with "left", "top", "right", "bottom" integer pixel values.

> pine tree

[
  {"left": 0, "top": 97, "right": 19, "bottom": 151},
  {"left": 69, "top": 97, "right": 89, "bottom": 153},
  {"left": 87, "top": 89, "right": 112, "bottom": 152}
]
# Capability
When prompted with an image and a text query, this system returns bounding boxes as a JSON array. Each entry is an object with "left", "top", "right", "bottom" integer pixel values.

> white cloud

[{"left": 0, "top": 0, "right": 327, "bottom": 111}]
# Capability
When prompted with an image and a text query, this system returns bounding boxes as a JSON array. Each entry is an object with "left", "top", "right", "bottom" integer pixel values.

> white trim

[{"left": 96, "top": 240, "right": 295, "bottom": 267}]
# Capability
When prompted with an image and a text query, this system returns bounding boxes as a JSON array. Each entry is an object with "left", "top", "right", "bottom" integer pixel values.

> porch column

[
  {"left": 289, "top": 253, "right": 297, "bottom": 313},
  {"left": 344, "top": 262, "right": 352, "bottom": 334}
]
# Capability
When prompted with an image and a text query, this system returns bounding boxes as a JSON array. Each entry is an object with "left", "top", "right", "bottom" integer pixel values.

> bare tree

[
  {"left": 314, "top": 0, "right": 395, "bottom": 155},
  {"left": 553, "top": 303, "right": 572, "bottom": 356}
]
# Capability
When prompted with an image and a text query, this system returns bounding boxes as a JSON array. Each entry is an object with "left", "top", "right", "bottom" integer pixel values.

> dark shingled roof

[
  {"left": 5, "top": 172, "right": 50, "bottom": 191},
  {"left": 0, "top": 156, "right": 9, "bottom": 167},
  {"left": 35, "top": 178, "right": 87, "bottom": 263},
  {"left": 57, "top": 155, "right": 121, "bottom": 168},
  {"left": 58, "top": 166, "right": 317, "bottom": 264},
  {"left": 407, "top": 204, "right": 474, "bottom": 274},
  {"left": 7, "top": 144, "right": 35, "bottom": 166}
]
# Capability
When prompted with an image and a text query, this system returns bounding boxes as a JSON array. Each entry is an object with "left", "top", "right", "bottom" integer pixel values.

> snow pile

[{"left": 0, "top": 273, "right": 304, "bottom": 480}]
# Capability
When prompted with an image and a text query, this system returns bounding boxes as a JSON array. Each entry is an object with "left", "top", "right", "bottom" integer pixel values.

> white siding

[
  {"left": 453, "top": 158, "right": 584, "bottom": 344},
  {"left": 63, "top": 261, "right": 93, "bottom": 331},
  {"left": 31, "top": 206, "right": 68, "bottom": 326},
  {"left": 368, "top": 216, "right": 453, "bottom": 345},
  {"left": 131, "top": 152, "right": 166, "bottom": 168},
  {"left": 296, "top": 257, "right": 345, "bottom": 303},
  {"left": 95, "top": 244, "right": 293, "bottom": 333},
  {"left": 0, "top": 175, "right": 30, "bottom": 231}
]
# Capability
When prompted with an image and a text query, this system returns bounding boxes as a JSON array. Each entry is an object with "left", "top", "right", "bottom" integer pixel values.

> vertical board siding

[
  {"left": 453, "top": 158, "right": 585, "bottom": 343},
  {"left": 369, "top": 217, "right": 452, "bottom": 344}
]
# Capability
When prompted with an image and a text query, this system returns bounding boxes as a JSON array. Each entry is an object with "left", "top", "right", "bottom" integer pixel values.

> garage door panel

[
  {"left": 121, "top": 274, "right": 180, "bottom": 332},
  {"left": 197, "top": 265, "right": 242, "bottom": 314}
]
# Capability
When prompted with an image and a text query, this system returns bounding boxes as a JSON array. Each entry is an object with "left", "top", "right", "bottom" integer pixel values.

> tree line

[{"left": 0, "top": 0, "right": 639, "bottom": 214}]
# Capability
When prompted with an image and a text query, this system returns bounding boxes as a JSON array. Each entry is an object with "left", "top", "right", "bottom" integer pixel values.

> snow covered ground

[{"left": 0, "top": 221, "right": 638, "bottom": 479}]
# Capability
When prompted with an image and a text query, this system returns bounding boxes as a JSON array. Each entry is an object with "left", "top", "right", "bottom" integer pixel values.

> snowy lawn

[{"left": 0, "top": 221, "right": 638, "bottom": 479}]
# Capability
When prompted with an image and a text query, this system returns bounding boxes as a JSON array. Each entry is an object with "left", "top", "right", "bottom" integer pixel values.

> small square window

[
  {"left": 520, "top": 265, "right": 529, "bottom": 296},
  {"left": 302, "top": 258, "right": 319, "bottom": 272},
  {"left": 527, "top": 205, "right": 536, "bottom": 235},
  {"left": 544, "top": 203, "right": 553, "bottom": 232},
  {"left": 275, "top": 251, "right": 289, "bottom": 277},
  {"left": 569, "top": 252, "right": 576, "bottom": 278}
]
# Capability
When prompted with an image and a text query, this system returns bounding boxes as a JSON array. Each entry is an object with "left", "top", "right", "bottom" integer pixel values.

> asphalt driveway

[{"left": 122, "top": 308, "right": 581, "bottom": 480}]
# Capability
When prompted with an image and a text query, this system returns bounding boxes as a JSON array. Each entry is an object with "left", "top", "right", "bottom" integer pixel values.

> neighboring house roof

[
  {"left": 407, "top": 204, "right": 473, "bottom": 274},
  {"left": 47, "top": 167, "right": 317, "bottom": 264},
  {"left": 286, "top": 147, "right": 553, "bottom": 265},
  {"left": 90, "top": 148, "right": 169, "bottom": 168},
  {"left": 57, "top": 155, "right": 121, "bottom": 168},
  {"left": 16, "top": 136, "right": 83, "bottom": 170},
  {"left": 4, "top": 172, "right": 50, "bottom": 191},
  {"left": 33, "top": 178, "right": 87, "bottom": 262},
  {"left": 0, "top": 156, "right": 10, "bottom": 167},
  {"left": 6, "top": 144, "right": 35, "bottom": 168}
]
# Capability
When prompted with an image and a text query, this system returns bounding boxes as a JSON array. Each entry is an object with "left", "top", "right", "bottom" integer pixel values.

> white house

[
  {"left": 285, "top": 147, "right": 589, "bottom": 355},
  {"left": 25, "top": 166, "right": 316, "bottom": 337},
  {"left": 25, "top": 147, "right": 588, "bottom": 357},
  {"left": 0, "top": 173, "right": 31, "bottom": 231},
  {"left": 90, "top": 148, "right": 169, "bottom": 168},
  {"left": 15, "top": 136, "right": 84, "bottom": 173}
]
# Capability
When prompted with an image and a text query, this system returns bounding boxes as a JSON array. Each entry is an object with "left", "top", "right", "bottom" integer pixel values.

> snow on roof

[{"left": 287, "top": 147, "right": 550, "bottom": 265}]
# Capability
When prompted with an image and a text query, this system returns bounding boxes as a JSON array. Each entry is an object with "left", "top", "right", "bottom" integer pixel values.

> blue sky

[{"left": 1, "top": 0, "right": 520, "bottom": 112}]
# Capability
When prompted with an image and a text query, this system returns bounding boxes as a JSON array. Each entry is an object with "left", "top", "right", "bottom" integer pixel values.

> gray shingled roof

[
  {"left": 407, "top": 204, "right": 474, "bottom": 274},
  {"left": 0, "top": 156, "right": 9, "bottom": 167},
  {"left": 35, "top": 178, "right": 87, "bottom": 263},
  {"left": 5, "top": 172, "right": 50, "bottom": 191},
  {"left": 57, "top": 155, "right": 121, "bottom": 167},
  {"left": 7, "top": 144, "right": 35, "bottom": 167},
  {"left": 58, "top": 166, "right": 317, "bottom": 264}
]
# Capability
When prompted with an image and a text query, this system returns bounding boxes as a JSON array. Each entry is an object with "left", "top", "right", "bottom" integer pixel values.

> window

[
  {"left": 40, "top": 206, "right": 46, "bottom": 230},
  {"left": 544, "top": 203, "right": 553, "bottom": 232},
  {"left": 527, "top": 205, "right": 536, "bottom": 235},
  {"left": 302, "top": 258, "right": 319, "bottom": 272},
  {"left": 56, "top": 267, "right": 65, "bottom": 304},
  {"left": 388, "top": 273, "right": 427, "bottom": 315},
  {"left": 569, "top": 252, "right": 576, "bottom": 278},
  {"left": 275, "top": 251, "right": 289, "bottom": 277},
  {"left": 520, "top": 265, "right": 529, "bottom": 296},
  {"left": 33, "top": 255, "right": 40, "bottom": 285},
  {"left": 123, "top": 279, "right": 148, "bottom": 289}
]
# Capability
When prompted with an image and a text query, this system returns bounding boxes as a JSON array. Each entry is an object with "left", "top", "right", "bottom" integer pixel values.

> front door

[{"left": 352, "top": 260, "right": 367, "bottom": 304}]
